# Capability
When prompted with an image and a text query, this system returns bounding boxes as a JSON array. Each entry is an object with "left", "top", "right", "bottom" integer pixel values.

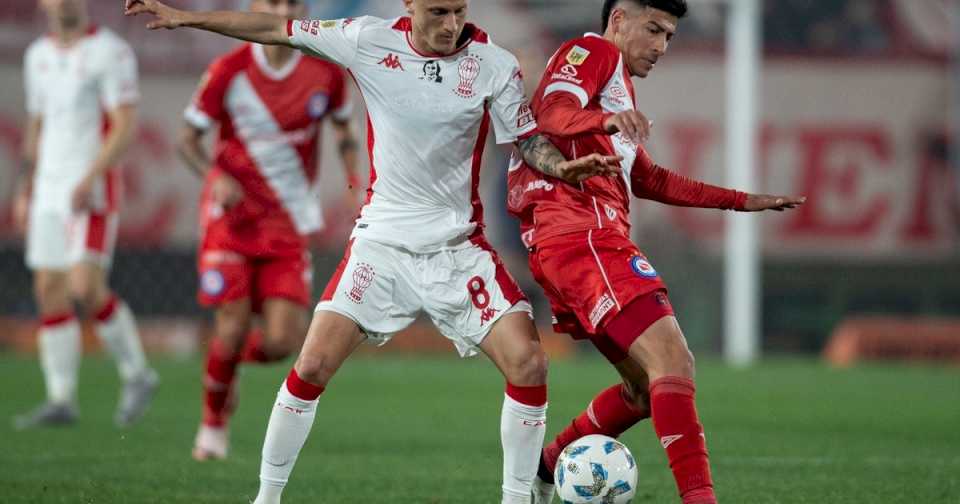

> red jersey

[
  {"left": 186, "top": 44, "right": 351, "bottom": 255},
  {"left": 507, "top": 34, "right": 746, "bottom": 247}
]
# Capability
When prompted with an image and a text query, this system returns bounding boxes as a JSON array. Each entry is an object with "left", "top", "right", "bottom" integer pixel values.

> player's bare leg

[
  {"left": 14, "top": 270, "right": 80, "bottom": 429},
  {"left": 194, "top": 298, "right": 252, "bottom": 460},
  {"left": 533, "top": 346, "right": 652, "bottom": 503},
  {"left": 254, "top": 310, "right": 365, "bottom": 504},
  {"left": 480, "top": 311, "right": 549, "bottom": 504},
  {"left": 250, "top": 298, "right": 308, "bottom": 362},
  {"left": 623, "top": 316, "right": 716, "bottom": 504},
  {"left": 70, "top": 262, "right": 158, "bottom": 427}
]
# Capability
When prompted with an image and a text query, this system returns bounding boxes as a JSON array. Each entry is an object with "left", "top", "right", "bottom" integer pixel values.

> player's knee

[
  {"left": 505, "top": 344, "right": 549, "bottom": 386},
  {"left": 68, "top": 281, "right": 108, "bottom": 314},
  {"left": 293, "top": 354, "right": 339, "bottom": 388},
  {"left": 621, "top": 380, "right": 650, "bottom": 411},
  {"left": 214, "top": 320, "right": 249, "bottom": 355}
]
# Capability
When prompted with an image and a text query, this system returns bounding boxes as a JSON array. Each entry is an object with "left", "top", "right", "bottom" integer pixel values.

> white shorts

[
  {"left": 316, "top": 235, "right": 532, "bottom": 357},
  {"left": 26, "top": 209, "right": 118, "bottom": 271}
]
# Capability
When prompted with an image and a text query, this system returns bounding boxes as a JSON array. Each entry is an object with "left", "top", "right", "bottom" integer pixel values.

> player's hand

[
  {"left": 13, "top": 185, "right": 30, "bottom": 234},
  {"left": 124, "top": 0, "right": 188, "bottom": 30},
  {"left": 71, "top": 176, "right": 96, "bottom": 212},
  {"left": 741, "top": 194, "right": 806, "bottom": 212},
  {"left": 554, "top": 154, "right": 623, "bottom": 184},
  {"left": 212, "top": 173, "right": 244, "bottom": 209},
  {"left": 604, "top": 110, "right": 652, "bottom": 145}
]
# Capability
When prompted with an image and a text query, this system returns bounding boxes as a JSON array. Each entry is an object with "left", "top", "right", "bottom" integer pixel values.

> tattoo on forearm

[
  {"left": 518, "top": 134, "right": 567, "bottom": 179},
  {"left": 338, "top": 138, "right": 358, "bottom": 155}
]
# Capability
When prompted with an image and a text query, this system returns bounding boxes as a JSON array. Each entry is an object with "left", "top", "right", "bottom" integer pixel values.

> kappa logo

[
  {"left": 480, "top": 306, "right": 500, "bottom": 326},
  {"left": 377, "top": 53, "right": 405, "bottom": 71}
]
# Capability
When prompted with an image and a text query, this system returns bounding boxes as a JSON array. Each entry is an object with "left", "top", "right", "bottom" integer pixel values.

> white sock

[
  {"left": 500, "top": 394, "right": 547, "bottom": 503},
  {"left": 38, "top": 316, "right": 82, "bottom": 405},
  {"left": 95, "top": 299, "right": 148, "bottom": 381},
  {"left": 254, "top": 380, "right": 319, "bottom": 504}
]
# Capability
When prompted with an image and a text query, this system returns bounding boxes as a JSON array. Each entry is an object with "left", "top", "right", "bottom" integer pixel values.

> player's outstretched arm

[
  {"left": 740, "top": 193, "right": 806, "bottom": 212},
  {"left": 124, "top": 0, "right": 290, "bottom": 46},
  {"left": 516, "top": 134, "right": 621, "bottom": 184}
]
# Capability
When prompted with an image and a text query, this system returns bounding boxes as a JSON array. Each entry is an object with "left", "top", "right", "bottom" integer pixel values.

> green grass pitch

[{"left": 0, "top": 353, "right": 957, "bottom": 503}]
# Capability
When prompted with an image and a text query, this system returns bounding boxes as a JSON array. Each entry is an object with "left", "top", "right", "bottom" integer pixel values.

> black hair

[{"left": 601, "top": 0, "right": 688, "bottom": 33}]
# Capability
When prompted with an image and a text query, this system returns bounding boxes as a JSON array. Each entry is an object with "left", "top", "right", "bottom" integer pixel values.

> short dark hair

[{"left": 602, "top": 0, "right": 688, "bottom": 33}]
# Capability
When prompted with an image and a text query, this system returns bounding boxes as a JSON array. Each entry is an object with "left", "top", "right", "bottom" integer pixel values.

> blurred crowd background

[{"left": 0, "top": 0, "right": 957, "bottom": 357}]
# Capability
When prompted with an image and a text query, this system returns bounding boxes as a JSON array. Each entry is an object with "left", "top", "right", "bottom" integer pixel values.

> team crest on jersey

[
  {"left": 566, "top": 45, "right": 591, "bottom": 65},
  {"left": 308, "top": 92, "right": 329, "bottom": 118},
  {"left": 630, "top": 256, "right": 658, "bottom": 278},
  {"left": 454, "top": 55, "right": 481, "bottom": 98},
  {"left": 420, "top": 60, "right": 443, "bottom": 83},
  {"left": 346, "top": 262, "right": 376, "bottom": 303},
  {"left": 604, "top": 204, "right": 618, "bottom": 221},
  {"left": 201, "top": 269, "right": 226, "bottom": 296}
]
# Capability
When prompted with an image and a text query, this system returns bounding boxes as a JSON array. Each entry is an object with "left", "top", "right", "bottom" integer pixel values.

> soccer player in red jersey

[
  {"left": 507, "top": 1, "right": 805, "bottom": 503},
  {"left": 126, "top": 0, "right": 620, "bottom": 501},
  {"left": 176, "top": 0, "right": 360, "bottom": 461}
]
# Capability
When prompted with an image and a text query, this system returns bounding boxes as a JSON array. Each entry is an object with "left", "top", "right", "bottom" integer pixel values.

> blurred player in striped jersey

[
  {"left": 177, "top": 0, "right": 360, "bottom": 461},
  {"left": 12, "top": 0, "right": 157, "bottom": 429},
  {"left": 507, "top": 1, "right": 804, "bottom": 502}
]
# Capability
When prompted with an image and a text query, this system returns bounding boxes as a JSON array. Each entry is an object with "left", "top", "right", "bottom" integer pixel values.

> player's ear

[{"left": 402, "top": 0, "right": 415, "bottom": 16}]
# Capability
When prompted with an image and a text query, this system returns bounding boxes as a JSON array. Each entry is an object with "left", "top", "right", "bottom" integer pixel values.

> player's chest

[
  {"left": 35, "top": 47, "right": 101, "bottom": 109},
  {"left": 227, "top": 72, "right": 331, "bottom": 130},
  {"left": 356, "top": 49, "right": 494, "bottom": 123}
]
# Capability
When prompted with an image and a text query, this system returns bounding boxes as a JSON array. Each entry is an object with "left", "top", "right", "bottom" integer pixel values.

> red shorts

[
  {"left": 197, "top": 221, "right": 312, "bottom": 313},
  {"left": 529, "top": 229, "right": 674, "bottom": 362}
]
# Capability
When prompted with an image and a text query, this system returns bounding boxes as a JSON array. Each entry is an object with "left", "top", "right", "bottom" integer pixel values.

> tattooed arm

[{"left": 516, "top": 133, "right": 620, "bottom": 184}]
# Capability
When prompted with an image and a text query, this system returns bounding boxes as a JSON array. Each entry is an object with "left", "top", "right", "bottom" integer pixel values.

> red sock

[
  {"left": 239, "top": 329, "right": 286, "bottom": 363},
  {"left": 202, "top": 338, "right": 240, "bottom": 428},
  {"left": 649, "top": 376, "right": 715, "bottom": 504},
  {"left": 285, "top": 368, "right": 325, "bottom": 400},
  {"left": 541, "top": 383, "right": 649, "bottom": 480}
]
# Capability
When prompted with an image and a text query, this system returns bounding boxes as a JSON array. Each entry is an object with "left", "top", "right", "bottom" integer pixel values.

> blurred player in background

[
  {"left": 506, "top": 1, "right": 805, "bottom": 503},
  {"left": 177, "top": 0, "right": 360, "bottom": 462},
  {"left": 12, "top": 0, "right": 157, "bottom": 429},
  {"left": 126, "top": 0, "right": 621, "bottom": 502}
]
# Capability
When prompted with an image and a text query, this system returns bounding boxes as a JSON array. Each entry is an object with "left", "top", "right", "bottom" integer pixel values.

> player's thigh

[
  {"left": 479, "top": 310, "right": 547, "bottom": 387},
  {"left": 625, "top": 315, "right": 694, "bottom": 381},
  {"left": 294, "top": 309, "right": 366, "bottom": 386},
  {"left": 68, "top": 261, "right": 111, "bottom": 309},
  {"left": 212, "top": 298, "right": 253, "bottom": 353},
  {"left": 25, "top": 210, "right": 71, "bottom": 273},
  {"left": 315, "top": 238, "right": 421, "bottom": 342},
  {"left": 32, "top": 269, "right": 71, "bottom": 315},
  {"left": 261, "top": 297, "right": 308, "bottom": 351}
]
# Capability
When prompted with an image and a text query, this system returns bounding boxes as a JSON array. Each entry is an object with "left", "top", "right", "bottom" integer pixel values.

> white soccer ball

[{"left": 554, "top": 434, "right": 638, "bottom": 504}]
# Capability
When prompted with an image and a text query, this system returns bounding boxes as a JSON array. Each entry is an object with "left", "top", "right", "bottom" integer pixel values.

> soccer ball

[{"left": 554, "top": 434, "right": 638, "bottom": 504}]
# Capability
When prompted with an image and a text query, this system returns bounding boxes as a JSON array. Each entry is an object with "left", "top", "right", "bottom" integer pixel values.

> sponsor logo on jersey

[
  {"left": 321, "top": 20, "right": 338, "bottom": 29},
  {"left": 346, "top": 262, "right": 376, "bottom": 303},
  {"left": 377, "top": 53, "right": 405, "bottom": 71},
  {"left": 589, "top": 293, "right": 615, "bottom": 327},
  {"left": 200, "top": 269, "right": 226, "bottom": 296},
  {"left": 551, "top": 63, "right": 584, "bottom": 85},
  {"left": 516, "top": 103, "right": 534, "bottom": 129},
  {"left": 419, "top": 60, "right": 443, "bottom": 83},
  {"left": 342, "top": 17, "right": 356, "bottom": 27},
  {"left": 561, "top": 64, "right": 579, "bottom": 77},
  {"left": 566, "top": 45, "right": 591, "bottom": 65},
  {"left": 307, "top": 92, "right": 329, "bottom": 118},
  {"left": 630, "top": 256, "right": 658, "bottom": 278},
  {"left": 606, "top": 84, "right": 629, "bottom": 106},
  {"left": 454, "top": 55, "right": 481, "bottom": 98}
]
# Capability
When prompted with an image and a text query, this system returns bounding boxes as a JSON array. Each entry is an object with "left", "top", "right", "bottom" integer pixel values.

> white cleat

[
  {"left": 531, "top": 474, "right": 555, "bottom": 504},
  {"left": 115, "top": 369, "right": 159, "bottom": 427},
  {"left": 192, "top": 424, "right": 229, "bottom": 461}
]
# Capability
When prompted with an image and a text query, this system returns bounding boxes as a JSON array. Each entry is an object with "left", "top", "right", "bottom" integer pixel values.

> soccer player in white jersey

[
  {"left": 126, "top": 0, "right": 619, "bottom": 501},
  {"left": 11, "top": 0, "right": 158, "bottom": 429}
]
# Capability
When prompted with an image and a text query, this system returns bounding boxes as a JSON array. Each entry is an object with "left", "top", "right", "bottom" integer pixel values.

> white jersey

[
  {"left": 24, "top": 26, "right": 139, "bottom": 213},
  {"left": 288, "top": 16, "right": 537, "bottom": 252}
]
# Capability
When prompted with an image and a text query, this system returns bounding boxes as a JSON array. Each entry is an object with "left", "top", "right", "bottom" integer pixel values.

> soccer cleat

[
  {"left": 115, "top": 368, "right": 159, "bottom": 427},
  {"left": 192, "top": 424, "right": 229, "bottom": 461},
  {"left": 13, "top": 401, "right": 79, "bottom": 430},
  {"left": 531, "top": 474, "right": 556, "bottom": 504}
]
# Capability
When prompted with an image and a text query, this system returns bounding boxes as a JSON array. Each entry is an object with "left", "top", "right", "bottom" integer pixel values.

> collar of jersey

[{"left": 251, "top": 43, "right": 302, "bottom": 81}]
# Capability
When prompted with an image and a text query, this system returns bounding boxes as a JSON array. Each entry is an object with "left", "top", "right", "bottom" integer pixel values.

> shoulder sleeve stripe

[
  {"left": 543, "top": 82, "right": 589, "bottom": 108},
  {"left": 184, "top": 104, "right": 214, "bottom": 130}
]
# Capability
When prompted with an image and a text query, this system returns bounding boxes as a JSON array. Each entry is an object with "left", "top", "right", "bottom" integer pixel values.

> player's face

[
  {"left": 610, "top": 5, "right": 678, "bottom": 78},
  {"left": 404, "top": 0, "right": 469, "bottom": 56},
  {"left": 250, "top": 0, "right": 307, "bottom": 19},
  {"left": 39, "top": 0, "right": 86, "bottom": 29}
]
